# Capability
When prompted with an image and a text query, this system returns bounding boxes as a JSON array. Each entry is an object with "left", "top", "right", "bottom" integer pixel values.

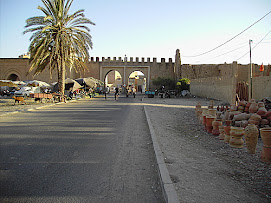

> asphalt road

[{"left": 0, "top": 94, "right": 164, "bottom": 203}]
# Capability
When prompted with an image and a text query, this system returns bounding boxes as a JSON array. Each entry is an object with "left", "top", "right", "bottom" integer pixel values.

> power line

[
  {"left": 182, "top": 10, "right": 271, "bottom": 58},
  {"left": 236, "top": 29, "right": 271, "bottom": 61},
  {"left": 194, "top": 43, "right": 248, "bottom": 63}
]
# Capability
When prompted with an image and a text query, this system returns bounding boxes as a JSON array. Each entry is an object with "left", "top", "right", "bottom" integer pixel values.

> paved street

[{"left": 0, "top": 94, "right": 164, "bottom": 202}]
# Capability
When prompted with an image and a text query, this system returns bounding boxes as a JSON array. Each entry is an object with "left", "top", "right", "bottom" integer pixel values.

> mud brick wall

[
  {"left": 190, "top": 76, "right": 237, "bottom": 104},
  {"left": 252, "top": 75, "right": 271, "bottom": 100}
]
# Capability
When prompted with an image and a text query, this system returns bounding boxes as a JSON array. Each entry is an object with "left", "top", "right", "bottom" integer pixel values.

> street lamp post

[{"left": 249, "top": 39, "right": 253, "bottom": 100}]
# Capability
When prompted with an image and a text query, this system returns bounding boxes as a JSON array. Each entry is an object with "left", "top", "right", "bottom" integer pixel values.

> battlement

[{"left": 89, "top": 57, "right": 173, "bottom": 64}]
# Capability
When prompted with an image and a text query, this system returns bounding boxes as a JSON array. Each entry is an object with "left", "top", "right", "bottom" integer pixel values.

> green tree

[
  {"left": 152, "top": 77, "right": 176, "bottom": 90},
  {"left": 176, "top": 78, "right": 190, "bottom": 91},
  {"left": 23, "top": 0, "right": 95, "bottom": 100}
]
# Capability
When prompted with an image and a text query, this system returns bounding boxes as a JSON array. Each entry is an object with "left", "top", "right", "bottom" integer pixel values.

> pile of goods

[{"left": 195, "top": 99, "right": 271, "bottom": 163}]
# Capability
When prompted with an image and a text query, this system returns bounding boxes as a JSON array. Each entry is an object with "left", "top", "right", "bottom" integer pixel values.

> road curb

[{"left": 143, "top": 104, "right": 180, "bottom": 203}]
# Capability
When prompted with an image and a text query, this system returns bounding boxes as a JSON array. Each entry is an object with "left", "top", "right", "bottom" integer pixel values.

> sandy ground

[
  {"left": 1, "top": 95, "right": 270, "bottom": 202},
  {"left": 0, "top": 96, "right": 51, "bottom": 116},
  {"left": 143, "top": 96, "right": 270, "bottom": 203}
]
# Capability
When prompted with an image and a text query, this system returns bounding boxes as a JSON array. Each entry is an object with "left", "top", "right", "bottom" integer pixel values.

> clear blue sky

[{"left": 0, "top": 0, "right": 270, "bottom": 65}]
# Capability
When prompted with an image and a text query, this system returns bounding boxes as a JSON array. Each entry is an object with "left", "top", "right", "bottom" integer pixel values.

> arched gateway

[
  {"left": 0, "top": 51, "right": 180, "bottom": 90},
  {"left": 88, "top": 56, "right": 177, "bottom": 91}
]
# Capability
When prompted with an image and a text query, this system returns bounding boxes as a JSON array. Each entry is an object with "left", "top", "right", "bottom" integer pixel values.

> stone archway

[
  {"left": 104, "top": 69, "right": 123, "bottom": 91},
  {"left": 128, "top": 70, "right": 146, "bottom": 93},
  {"left": 100, "top": 66, "right": 150, "bottom": 90},
  {"left": 7, "top": 73, "right": 20, "bottom": 81}
]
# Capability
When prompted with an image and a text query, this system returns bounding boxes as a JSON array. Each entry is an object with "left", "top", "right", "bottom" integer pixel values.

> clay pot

[
  {"left": 260, "top": 128, "right": 271, "bottom": 163},
  {"left": 216, "top": 111, "right": 222, "bottom": 120},
  {"left": 219, "top": 125, "right": 225, "bottom": 140},
  {"left": 260, "top": 128, "right": 271, "bottom": 147},
  {"left": 225, "top": 120, "right": 232, "bottom": 126},
  {"left": 229, "top": 127, "right": 245, "bottom": 148},
  {"left": 230, "top": 104, "right": 237, "bottom": 112},
  {"left": 250, "top": 113, "right": 262, "bottom": 121},
  {"left": 223, "top": 110, "right": 230, "bottom": 121},
  {"left": 224, "top": 125, "right": 231, "bottom": 143},
  {"left": 208, "top": 100, "right": 214, "bottom": 109},
  {"left": 245, "top": 102, "right": 251, "bottom": 113},
  {"left": 249, "top": 99, "right": 258, "bottom": 113},
  {"left": 239, "top": 100, "right": 247, "bottom": 107},
  {"left": 195, "top": 102, "right": 202, "bottom": 117},
  {"left": 206, "top": 116, "right": 216, "bottom": 133},
  {"left": 244, "top": 124, "right": 259, "bottom": 154},
  {"left": 202, "top": 115, "right": 207, "bottom": 130},
  {"left": 208, "top": 109, "right": 216, "bottom": 116},
  {"left": 212, "top": 120, "right": 222, "bottom": 136},
  {"left": 257, "top": 102, "right": 267, "bottom": 114},
  {"left": 233, "top": 113, "right": 250, "bottom": 121}
]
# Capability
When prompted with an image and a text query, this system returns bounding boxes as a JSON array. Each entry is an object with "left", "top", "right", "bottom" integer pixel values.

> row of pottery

[{"left": 195, "top": 102, "right": 271, "bottom": 163}]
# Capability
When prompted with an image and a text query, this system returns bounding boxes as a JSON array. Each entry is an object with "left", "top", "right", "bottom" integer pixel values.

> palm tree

[{"left": 23, "top": 0, "right": 95, "bottom": 101}]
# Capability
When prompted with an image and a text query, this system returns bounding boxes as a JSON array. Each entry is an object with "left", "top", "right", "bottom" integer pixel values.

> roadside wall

[
  {"left": 190, "top": 76, "right": 236, "bottom": 104},
  {"left": 252, "top": 75, "right": 271, "bottom": 100}
]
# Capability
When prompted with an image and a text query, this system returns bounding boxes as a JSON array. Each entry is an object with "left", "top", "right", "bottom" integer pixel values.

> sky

[{"left": 0, "top": 0, "right": 270, "bottom": 65}]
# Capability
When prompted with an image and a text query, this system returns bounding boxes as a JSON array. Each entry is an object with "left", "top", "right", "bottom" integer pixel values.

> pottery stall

[{"left": 195, "top": 98, "right": 271, "bottom": 163}]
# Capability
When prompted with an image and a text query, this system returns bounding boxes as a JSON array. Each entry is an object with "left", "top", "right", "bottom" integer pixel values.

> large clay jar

[
  {"left": 249, "top": 99, "right": 258, "bottom": 113},
  {"left": 229, "top": 127, "right": 245, "bottom": 148},
  {"left": 260, "top": 128, "right": 271, "bottom": 163},
  {"left": 206, "top": 116, "right": 216, "bottom": 134},
  {"left": 212, "top": 120, "right": 222, "bottom": 136},
  {"left": 244, "top": 124, "right": 259, "bottom": 154}
]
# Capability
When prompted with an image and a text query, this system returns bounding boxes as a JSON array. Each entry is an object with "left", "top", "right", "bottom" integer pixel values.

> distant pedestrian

[
  {"left": 68, "top": 90, "right": 73, "bottom": 99},
  {"left": 115, "top": 87, "right": 119, "bottom": 100}
]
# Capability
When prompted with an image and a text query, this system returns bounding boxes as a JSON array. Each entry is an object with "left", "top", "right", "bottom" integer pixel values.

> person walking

[{"left": 115, "top": 87, "right": 119, "bottom": 100}]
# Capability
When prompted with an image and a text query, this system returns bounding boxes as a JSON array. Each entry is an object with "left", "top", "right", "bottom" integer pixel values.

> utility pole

[{"left": 249, "top": 39, "right": 253, "bottom": 100}]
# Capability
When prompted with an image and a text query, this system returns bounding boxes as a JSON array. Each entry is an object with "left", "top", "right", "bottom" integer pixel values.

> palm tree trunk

[{"left": 59, "top": 65, "right": 66, "bottom": 102}]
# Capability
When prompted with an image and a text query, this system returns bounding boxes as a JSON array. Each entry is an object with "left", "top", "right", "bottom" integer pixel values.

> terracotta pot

[
  {"left": 208, "top": 100, "right": 214, "bottom": 109},
  {"left": 223, "top": 110, "right": 230, "bottom": 121},
  {"left": 202, "top": 114, "right": 207, "bottom": 130},
  {"left": 202, "top": 108, "right": 209, "bottom": 115},
  {"left": 229, "top": 127, "right": 245, "bottom": 148},
  {"left": 195, "top": 102, "right": 202, "bottom": 118},
  {"left": 260, "top": 146, "right": 271, "bottom": 163},
  {"left": 219, "top": 125, "right": 225, "bottom": 140},
  {"left": 225, "top": 120, "right": 232, "bottom": 126},
  {"left": 239, "top": 100, "right": 247, "bottom": 107},
  {"left": 250, "top": 113, "right": 262, "bottom": 121},
  {"left": 249, "top": 99, "right": 258, "bottom": 113},
  {"left": 212, "top": 120, "right": 222, "bottom": 136},
  {"left": 224, "top": 126, "right": 231, "bottom": 143},
  {"left": 230, "top": 104, "right": 237, "bottom": 111},
  {"left": 260, "top": 128, "right": 271, "bottom": 147},
  {"left": 206, "top": 116, "right": 216, "bottom": 133},
  {"left": 260, "top": 127, "right": 271, "bottom": 163},
  {"left": 208, "top": 109, "right": 216, "bottom": 116},
  {"left": 245, "top": 102, "right": 251, "bottom": 113},
  {"left": 244, "top": 124, "right": 259, "bottom": 154},
  {"left": 257, "top": 102, "right": 267, "bottom": 113}
]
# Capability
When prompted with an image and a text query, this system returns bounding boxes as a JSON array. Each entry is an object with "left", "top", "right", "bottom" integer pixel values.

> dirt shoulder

[
  {"left": 144, "top": 96, "right": 270, "bottom": 203},
  {"left": 0, "top": 97, "right": 51, "bottom": 116}
]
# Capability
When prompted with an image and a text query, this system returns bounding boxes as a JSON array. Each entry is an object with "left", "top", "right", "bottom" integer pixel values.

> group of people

[{"left": 104, "top": 85, "right": 137, "bottom": 100}]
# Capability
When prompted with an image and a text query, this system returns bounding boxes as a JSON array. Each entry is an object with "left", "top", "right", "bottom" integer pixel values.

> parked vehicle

[{"left": 14, "top": 87, "right": 34, "bottom": 97}]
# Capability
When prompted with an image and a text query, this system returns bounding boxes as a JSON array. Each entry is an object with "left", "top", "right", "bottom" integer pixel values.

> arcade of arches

[{"left": 105, "top": 70, "right": 146, "bottom": 93}]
